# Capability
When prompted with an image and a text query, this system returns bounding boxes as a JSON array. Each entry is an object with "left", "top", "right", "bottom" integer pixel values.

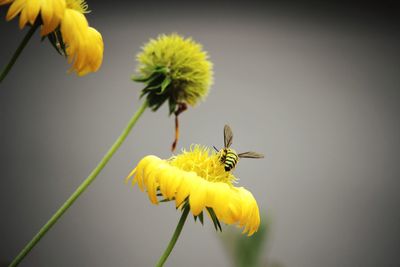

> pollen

[{"left": 169, "top": 145, "right": 237, "bottom": 184}]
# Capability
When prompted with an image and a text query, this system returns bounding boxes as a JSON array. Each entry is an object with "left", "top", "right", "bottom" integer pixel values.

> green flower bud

[{"left": 133, "top": 33, "right": 213, "bottom": 115}]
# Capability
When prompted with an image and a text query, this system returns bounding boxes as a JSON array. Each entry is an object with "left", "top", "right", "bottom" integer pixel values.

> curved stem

[
  {"left": 9, "top": 100, "right": 149, "bottom": 267},
  {"left": 156, "top": 206, "right": 190, "bottom": 267},
  {"left": 1, "top": 23, "right": 39, "bottom": 83}
]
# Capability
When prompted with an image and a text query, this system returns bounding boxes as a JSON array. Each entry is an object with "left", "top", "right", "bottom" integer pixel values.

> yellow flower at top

[
  {"left": 126, "top": 145, "right": 260, "bottom": 236},
  {"left": 134, "top": 33, "right": 213, "bottom": 111},
  {"left": 133, "top": 34, "right": 213, "bottom": 151},
  {"left": 1, "top": 0, "right": 103, "bottom": 76}
]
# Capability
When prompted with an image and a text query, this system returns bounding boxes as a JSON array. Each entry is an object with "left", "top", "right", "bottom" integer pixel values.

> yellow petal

[
  {"left": 189, "top": 178, "right": 207, "bottom": 216},
  {"left": 249, "top": 201, "right": 261, "bottom": 235},
  {"left": 75, "top": 30, "right": 103, "bottom": 76},
  {"left": 40, "top": 0, "right": 65, "bottom": 35},
  {"left": 86, "top": 27, "right": 103, "bottom": 71},
  {"left": 6, "top": 0, "right": 24, "bottom": 21},
  {"left": 52, "top": 0, "right": 65, "bottom": 20},
  {"left": 237, "top": 188, "right": 260, "bottom": 235},
  {"left": 158, "top": 165, "right": 171, "bottom": 199},
  {"left": 141, "top": 158, "right": 162, "bottom": 190},
  {"left": 146, "top": 169, "right": 159, "bottom": 205},
  {"left": 60, "top": 8, "right": 104, "bottom": 76},
  {"left": 26, "top": 0, "right": 40, "bottom": 25},
  {"left": 124, "top": 168, "right": 136, "bottom": 185},
  {"left": 40, "top": 0, "right": 53, "bottom": 31},
  {"left": 40, "top": 16, "right": 57, "bottom": 35},
  {"left": 40, "top": 0, "right": 51, "bottom": 22},
  {"left": 165, "top": 169, "right": 183, "bottom": 199},
  {"left": 174, "top": 173, "right": 194, "bottom": 207},
  {"left": 134, "top": 162, "right": 146, "bottom": 191},
  {"left": 18, "top": 4, "right": 28, "bottom": 28},
  {"left": 238, "top": 189, "right": 250, "bottom": 220},
  {"left": 227, "top": 196, "right": 242, "bottom": 223},
  {"left": 203, "top": 181, "right": 219, "bottom": 208},
  {"left": 247, "top": 207, "right": 260, "bottom": 236},
  {"left": 208, "top": 183, "right": 229, "bottom": 219},
  {"left": 135, "top": 156, "right": 160, "bottom": 191},
  {"left": 61, "top": 9, "right": 88, "bottom": 43}
]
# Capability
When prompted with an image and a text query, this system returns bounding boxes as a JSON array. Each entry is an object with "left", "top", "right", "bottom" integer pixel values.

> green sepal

[
  {"left": 147, "top": 93, "right": 169, "bottom": 112},
  {"left": 207, "top": 207, "right": 222, "bottom": 232},
  {"left": 158, "top": 76, "right": 171, "bottom": 95},
  {"left": 133, "top": 72, "right": 162, "bottom": 83},
  {"left": 132, "top": 75, "right": 151, "bottom": 82},
  {"left": 153, "top": 66, "right": 169, "bottom": 74},
  {"left": 153, "top": 65, "right": 169, "bottom": 74},
  {"left": 47, "top": 29, "right": 67, "bottom": 57},
  {"left": 178, "top": 199, "right": 190, "bottom": 211},
  {"left": 144, "top": 83, "right": 162, "bottom": 91},
  {"left": 193, "top": 212, "right": 204, "bottom": 224},
  {"left": 168, "top": 98, "right": 177, "bottom": 115},
  {"left": 198, "top": 211, "right": 204, "bottom": 225},
  {"left": 132, "top": 66, "right": 169, "bottom": 82},
  {"left": 142, "top": 74, "right": 165, "bottom": 92},
  {"left": 135, "top": 65, "right": 177, "bottom": 114}
]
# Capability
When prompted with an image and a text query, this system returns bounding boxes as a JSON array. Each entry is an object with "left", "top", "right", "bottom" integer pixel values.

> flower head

[
  {"left": 133, "top": 34, "right": 213, "bottom": 151},
  {"left": 134, "top": 33, "right": 213, "bottom": 113},
  {"left": 1, "top": 0, "right": 103, "bottom": 76},
  {"left": 126, "top": 145, "right": 260, "bottom": 236}
]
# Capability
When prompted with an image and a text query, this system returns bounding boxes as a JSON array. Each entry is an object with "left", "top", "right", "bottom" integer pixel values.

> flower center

[
  {"left": 65, "top": 0, "right": 89, "bottom": 13},
  {"left": 169, "top": 145, "right": 237, "bottom": 185}
]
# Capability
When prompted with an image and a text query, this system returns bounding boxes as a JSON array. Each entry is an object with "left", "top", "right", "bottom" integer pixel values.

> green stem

[
  {"left": 1, "top": 23, "right": 39, "bottom": 83},
  {"left": 156, "top": 206, "right": 190, "bottom": 267},
  {"left": 9, "top": 100, "right": 149, "bottom": 267}
]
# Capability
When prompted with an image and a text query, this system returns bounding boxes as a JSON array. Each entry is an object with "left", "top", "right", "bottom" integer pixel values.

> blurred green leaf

[{"left": 218, "top": 215, "right": 283, "bottom": 267}]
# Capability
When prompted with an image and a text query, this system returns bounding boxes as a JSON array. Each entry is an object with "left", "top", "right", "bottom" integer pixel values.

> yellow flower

[
  {"left": 60, "top": 7, "right": 103, "bottom": 76},
  {"left": 134, "top": 33, "right": 213, "bottom": 111},
  {"left": 1, "top": 0, "right": 103, "bottom": 76},
  {"left": 126, "top": 145, "right": 260, "bottom": 236},
  {"left": 133, "top": 34, "right": 213, "bottom": 151},
  {"left": 4, "top": 0, "right": 66, "bottom": 35}
]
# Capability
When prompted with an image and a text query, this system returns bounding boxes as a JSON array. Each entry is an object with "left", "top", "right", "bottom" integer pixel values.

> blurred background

[{"left": 1, "top": 0, "right": 400, "bottom": 266}]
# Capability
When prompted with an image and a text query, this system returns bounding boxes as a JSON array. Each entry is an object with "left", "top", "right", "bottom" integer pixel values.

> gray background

[{"left": 1, "top": 1, "right": 400, "bottom": 266}]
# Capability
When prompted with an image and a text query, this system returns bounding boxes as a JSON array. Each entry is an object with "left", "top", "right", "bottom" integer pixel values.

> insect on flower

[{"left": 214, "top": 125, "right": 264, "bottom": 172}]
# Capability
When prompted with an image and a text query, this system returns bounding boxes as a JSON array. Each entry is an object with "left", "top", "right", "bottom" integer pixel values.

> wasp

[{"left": 214, "top": 125, "right": 264, "bottom": 172}]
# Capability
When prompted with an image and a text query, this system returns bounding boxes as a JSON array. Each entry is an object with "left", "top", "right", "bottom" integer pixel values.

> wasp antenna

[{"left": 213, "top": 146, "right": 219, "bottom": 152}]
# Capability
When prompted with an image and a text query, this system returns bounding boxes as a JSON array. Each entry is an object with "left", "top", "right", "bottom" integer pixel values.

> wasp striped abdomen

[
  {"left": 216, "top": 124, "right": 264, "bottom": 172},
  {"left": 220, "top": 148, "right": 239, "bottom": 172}
]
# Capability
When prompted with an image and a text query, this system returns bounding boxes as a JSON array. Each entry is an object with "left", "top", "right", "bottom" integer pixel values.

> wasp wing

[
  {"left": 224, "top": 124, "right": 234, "bottom": 148},
  {"left": 238, "top": 151, "right": 264, "bottom": 159}
]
